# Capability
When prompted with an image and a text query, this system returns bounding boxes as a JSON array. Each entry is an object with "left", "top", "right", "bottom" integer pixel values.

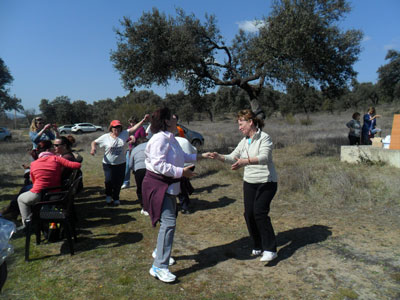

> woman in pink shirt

[
  {"left": 17, "top": 140, "right": 81, "bottom": 225},
  {"left": 142, "top": 107, "right": 212, "bottom": 283}
]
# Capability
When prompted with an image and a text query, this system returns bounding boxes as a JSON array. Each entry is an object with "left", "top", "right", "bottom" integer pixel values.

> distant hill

[{"left": 4, "top": 111, "right": 26, "bottom": 119}]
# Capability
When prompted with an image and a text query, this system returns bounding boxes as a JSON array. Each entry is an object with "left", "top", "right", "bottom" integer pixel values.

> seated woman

[
  {"left": 17, "top": 140, "right": 81, "bottom": 225},
  {"left": 54, "top": 136, "right": 83, "bottom": 190}
]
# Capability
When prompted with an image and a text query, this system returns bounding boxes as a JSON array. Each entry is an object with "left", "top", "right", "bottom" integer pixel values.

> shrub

[
  {"left": 285, "top": 113, "right": 297, "bottom": 125},
  {"left": 300, "top": 117, "right": 313, "bottom": 126}
]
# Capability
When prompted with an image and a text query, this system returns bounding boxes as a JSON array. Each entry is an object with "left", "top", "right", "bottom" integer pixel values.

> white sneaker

[
  {"left": 260, "top": 251, "right": 278, "bottom": 262},
  {"left": 121, "top": 183, "right": 129, "bottom": 189},
  {"left": 141, "top": 209, "right": 149, "bottom": 216},
  {"left": 149, "top": 265, "right": 176, "bottom": 283},
  {"left": 252, "top": 249, "right": 262, "bottom": 256},
  {"left": 105, "top": 196, "right": 112, "bottom": 204},
  {"left": 152, "top": 249, "right": 175, "bottom": 266},
  {"left": 113, "top": 199, "right": 120, "bottom": 206}
]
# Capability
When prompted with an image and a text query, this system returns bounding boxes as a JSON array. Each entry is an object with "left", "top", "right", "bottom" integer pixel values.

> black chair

[
  {"left": 40, "top": 169, "right": 80, "bottom": 197},
  {"left": 40, "top": 169, "right": 81, "bottom": 222},
  {"left": 24, "top": 176, "right": 82, "bottom": 261}
]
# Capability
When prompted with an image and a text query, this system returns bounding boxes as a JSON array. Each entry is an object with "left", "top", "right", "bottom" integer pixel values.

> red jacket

[{"left": 30, "top": 153, "right": 81, "bottom": 194}]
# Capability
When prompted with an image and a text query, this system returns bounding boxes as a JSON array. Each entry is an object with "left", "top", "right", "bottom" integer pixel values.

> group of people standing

[
  {"left": 346, "top": 107, "right": 382, "bottom": 145},
  {"left": 89, "top": 107, "right": 279, "bottom": 283},
  {"left": 3, "top": 108, "right": 280, "bottom": 284}
]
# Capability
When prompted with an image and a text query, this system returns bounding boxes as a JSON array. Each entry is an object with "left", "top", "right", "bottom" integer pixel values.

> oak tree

[
  {"left": 111, "top": 0, "right": 362, "bottom": 119},
  {"left": 377, "top": 50, "right": 400, "bottom": 102}
]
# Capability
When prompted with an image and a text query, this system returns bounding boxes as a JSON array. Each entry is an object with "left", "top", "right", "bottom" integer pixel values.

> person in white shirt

[
  {"left": 176, "top": 136, "right": 197, "bottom": 214},
  {"left": 90, "top": 116, "right": 148, "bottom": 206}
]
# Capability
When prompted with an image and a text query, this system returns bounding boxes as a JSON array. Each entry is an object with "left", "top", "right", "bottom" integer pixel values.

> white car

[
  {"left": 71, "top": 123, "right": 103, "bottom": 134},
  {"left": 58, "top": 124, "right": 75, "bottom": 134}
]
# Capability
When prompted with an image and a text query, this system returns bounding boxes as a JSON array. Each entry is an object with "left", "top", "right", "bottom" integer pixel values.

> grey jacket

[{"left": 224, "top": 129, "right": 277, "bottom": 184}]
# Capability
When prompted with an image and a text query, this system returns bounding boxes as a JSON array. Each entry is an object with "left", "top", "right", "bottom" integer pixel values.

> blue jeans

[
  {"left": 103, "top": 163, "right": 125, "bottom": 200},
  {"left": 154, "top": 194, "right": 176, "bottom": 269},
  {"left": 123, "top": 151, "right": 131, "bottom": 186},
  {"left": 371, "top": 128, "right": 381, "bottom": 135}
]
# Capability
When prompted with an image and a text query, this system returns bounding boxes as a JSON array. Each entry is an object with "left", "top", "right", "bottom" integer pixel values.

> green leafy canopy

[{"left": 110, "top": 0, "right": 363, "bottom": 116}]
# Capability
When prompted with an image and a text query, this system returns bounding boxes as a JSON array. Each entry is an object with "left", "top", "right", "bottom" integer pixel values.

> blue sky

[{"left": 1, "top": 0, "right": 399, "bottom": 111}]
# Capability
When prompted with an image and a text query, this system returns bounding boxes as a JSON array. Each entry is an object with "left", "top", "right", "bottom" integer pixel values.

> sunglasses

[{"left": 53, "top": 144, "right": 64, "bottom": 147}]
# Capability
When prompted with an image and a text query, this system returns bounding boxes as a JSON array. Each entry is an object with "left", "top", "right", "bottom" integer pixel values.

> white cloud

[
  {"left": 383, "top": 37, "right": 400, "bottom": 51},
  {"left": 237, "top": 20, "right": 266, "bottom": 33},
  {"left": 384, "top": 44, "right": 396, "bottom": 51},
  {"left": 362, "top": 36, "right": 371, "bottom": 42}
]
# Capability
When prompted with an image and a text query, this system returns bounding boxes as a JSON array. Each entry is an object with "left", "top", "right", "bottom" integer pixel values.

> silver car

[
  {"left": 177, "top": 124, "right": 204, "bottom": 147},
  {"left": 58, "top": 124, "right": 75, "bottom": 134},
  {"left": 0, "top": 127, "right": 11, "bottom": 141},
  {"left": 71, "top": 123, "right": 103, "bottom": 134},
  {"left": 143, "top": 123, "right": 204, "bottom": 147}
]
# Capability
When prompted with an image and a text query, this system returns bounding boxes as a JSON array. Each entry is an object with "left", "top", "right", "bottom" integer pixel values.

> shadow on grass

[
  {"left": 73, "top": 184, "right": 141, "bottom": 229},
  {"left": 194, "top": 183, "right": 230, "bottom": 194},
  {"left": 190, "top": 196, "right": 236, "bottom": 213},
  {"left": 26, "top": 231, "right": 143, "bottom": 261},
  {"left": 75, "top": 186, "right": 104, "bottom": 202},
  {"left": 174, "top": 236, "right": 252, "bottom": 278},
  {"left": 73, "top": 231, "right": 143, "bottom": 252},
  {"left": 266, "top": 224, "right": 332, "bottom": 267},
  {"left": 194, "top": 169, "right": 219, "bottom": 180},
  {"left": 76, "top": 201, "right": 138, "bottom": 229},
  {"left": 0, "top": 174, "right": 25, "bottom": 190},
  {"left": 174, "top": 225, "right": 332, "bottom": 277}
]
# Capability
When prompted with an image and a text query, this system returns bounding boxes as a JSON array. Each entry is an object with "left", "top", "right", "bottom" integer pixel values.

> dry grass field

[{"left": 1, "top": 107, "right": 400, "bottom": 299}]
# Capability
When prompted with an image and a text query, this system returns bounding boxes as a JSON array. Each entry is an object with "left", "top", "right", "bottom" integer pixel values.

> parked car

[
  {"left": 58, "top": 124, "right": 75, "bottom": 134},
  {"left": 0, "top": 127, "right": 11, "bottom": 142},
  {"left": 143, "top": 123, "right": 204, "bottom": 147},
  {"left": 71, "top": 123, "right": 103, "bottom": 134},
  {"left": 177, "top": 124, "right": 204, "bottom": 147}
]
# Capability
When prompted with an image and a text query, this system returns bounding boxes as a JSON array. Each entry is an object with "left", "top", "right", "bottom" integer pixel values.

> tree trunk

[
  {"left": 207, "top": 110, "right": 213, "bottom": 122},
  {"left": 240, "top": 82, "right": 265, "bottom": 119},
  {"left": 250, "top": 98, "right": 265, "bottom": 120}
]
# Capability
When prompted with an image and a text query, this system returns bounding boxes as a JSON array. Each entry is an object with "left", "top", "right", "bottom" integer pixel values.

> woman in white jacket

[{"left": 211, "top": 109, "right": 278, "bottom": 262}]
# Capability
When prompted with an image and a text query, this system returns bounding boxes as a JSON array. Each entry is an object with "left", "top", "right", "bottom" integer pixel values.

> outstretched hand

[
  {"left": 209, "top": 152, "right": 224, "bottom": 161},
  {"left": 201, "top": 152, "right": 214, "bottom": 159},
  {"left": 231, "top": 157, "right": 248, "bottom": 170}
]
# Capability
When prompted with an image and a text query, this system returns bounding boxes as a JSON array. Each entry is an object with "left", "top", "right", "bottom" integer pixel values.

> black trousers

[
  {"left": 348, "top": 135, "right": 360, "bottom": 145},
  {"left": 134, "top": 168, "right": 146, "bottom": 207},
  {"left": 243, "top": 181, "right": 277, "bottom": 252},
  {"left": 103, "top": 163, "right": 125, "bottom": 200}
]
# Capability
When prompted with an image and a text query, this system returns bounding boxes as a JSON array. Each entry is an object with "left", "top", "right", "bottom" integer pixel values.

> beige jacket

[{"left": 224, "top": 129, "right": 277, "bottom": 184}]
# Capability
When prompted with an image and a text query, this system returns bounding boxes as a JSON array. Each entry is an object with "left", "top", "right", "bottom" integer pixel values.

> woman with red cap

[{"left": 90, "top": 115, "right": 149, "bottom": 206}]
